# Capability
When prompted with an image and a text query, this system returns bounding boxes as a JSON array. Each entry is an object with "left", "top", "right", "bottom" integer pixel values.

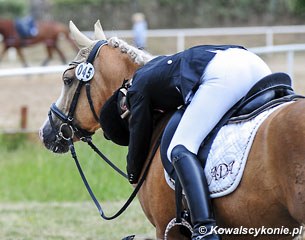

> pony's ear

[
  {"left": 69, "top": 21, "right": 93, "bottom": 49},
  {"left": 94, "top": 20, "right": 106, "bottom": 40}
]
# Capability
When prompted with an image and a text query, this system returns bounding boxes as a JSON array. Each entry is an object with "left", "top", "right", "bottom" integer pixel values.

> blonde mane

[
  {"left": 108, "top": 37, "right": 153, "bottom": 66},
  {"left": 72, "top": 37, "right": 153, "bottom": 66}
]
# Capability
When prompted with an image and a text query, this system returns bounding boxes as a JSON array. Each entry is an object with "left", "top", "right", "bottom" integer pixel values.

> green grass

[
  {"left": 0, "top": 132, "right": 132, "bottom": 202},
  {"left": 0, "top": 201, "right": 155, "bottom": 240},
  {"left": 0, "top": 133, "right": 156, "bottom": 239}
]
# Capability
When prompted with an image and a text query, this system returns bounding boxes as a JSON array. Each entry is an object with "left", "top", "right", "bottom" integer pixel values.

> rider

[{"left": 104, "top": 45, "right": 271, "bottom": 240}]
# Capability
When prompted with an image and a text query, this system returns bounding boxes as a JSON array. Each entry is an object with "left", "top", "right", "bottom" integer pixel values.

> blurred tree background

[{"left": 0, "top": 0, "right": 305, "bottom": 29}]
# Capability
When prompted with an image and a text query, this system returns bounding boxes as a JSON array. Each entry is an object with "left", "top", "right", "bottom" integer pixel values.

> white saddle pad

[{"left": 165, "top": 103, "right": 290, "bottom": 198}]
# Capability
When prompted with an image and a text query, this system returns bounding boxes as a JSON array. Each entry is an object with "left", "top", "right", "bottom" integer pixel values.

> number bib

[{"left": 75, "top": 62, "right": 95, "bottom": 81}]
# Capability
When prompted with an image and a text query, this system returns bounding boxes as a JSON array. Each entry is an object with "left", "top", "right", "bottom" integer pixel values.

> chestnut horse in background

[
  {"left": 0, "top": 18, "right": 76, "bottom": 66},
  {"left": 40, "top": 21, "right": 305, "bottom": 240}
]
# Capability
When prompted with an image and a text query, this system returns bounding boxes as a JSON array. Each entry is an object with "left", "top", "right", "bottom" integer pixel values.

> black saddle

[{"left": 160, "top": 72, "right": 302, "bottom": 180}]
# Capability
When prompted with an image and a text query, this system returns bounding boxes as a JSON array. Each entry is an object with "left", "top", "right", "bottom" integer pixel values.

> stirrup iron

[{"left": 164, "top": 217, "right": 193, "bottom": 240}]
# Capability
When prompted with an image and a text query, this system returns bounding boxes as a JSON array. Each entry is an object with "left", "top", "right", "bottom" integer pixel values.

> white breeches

[{"left": 167, "top": 48, "right": 272, "bottom": 160}]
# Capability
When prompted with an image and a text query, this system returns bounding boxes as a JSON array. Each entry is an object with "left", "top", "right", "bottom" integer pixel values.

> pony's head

[{"left": 39, "top": 20, "right": 152, "bottom": 153}]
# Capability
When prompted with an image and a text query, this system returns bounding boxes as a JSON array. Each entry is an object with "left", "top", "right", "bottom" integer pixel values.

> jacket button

[{"left": 167, "top": 60, "right": 173, "bottom": 64}]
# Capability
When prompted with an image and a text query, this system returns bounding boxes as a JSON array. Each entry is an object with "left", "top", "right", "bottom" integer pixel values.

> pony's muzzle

[{"left": 39, "top": 120, "right": 70, "bottom": 153}]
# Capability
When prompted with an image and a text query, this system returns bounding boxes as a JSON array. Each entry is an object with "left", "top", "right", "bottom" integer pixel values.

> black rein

[{"left": 48, "top": 40, "right": 159, "bottom": 220}]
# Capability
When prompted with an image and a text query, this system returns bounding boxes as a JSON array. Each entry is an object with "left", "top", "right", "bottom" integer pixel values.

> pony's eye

[{"left": 63, "top": 77, "right": 73, "bottom": 86}]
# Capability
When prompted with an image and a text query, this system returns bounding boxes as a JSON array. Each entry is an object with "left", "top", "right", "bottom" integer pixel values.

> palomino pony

[
  {"left": 0, "top": 18, "right": 76, "bottom": 66},
  {"left": 40, "top": 21, "right": 305, "bottom": 240}
]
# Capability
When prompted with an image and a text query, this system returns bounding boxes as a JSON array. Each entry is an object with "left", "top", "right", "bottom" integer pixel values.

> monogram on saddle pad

[{"left": 160, "top": 72, "right": 302, "bottom": 198}]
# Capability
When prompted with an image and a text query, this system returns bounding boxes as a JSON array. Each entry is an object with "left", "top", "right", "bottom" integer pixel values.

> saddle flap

[{"left": 160, "top": 108, "right": 185, "bottom": 179}]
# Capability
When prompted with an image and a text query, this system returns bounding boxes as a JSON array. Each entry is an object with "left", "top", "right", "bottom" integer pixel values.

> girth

[{"left": 160, "top": 72, "right": 304, "bottom": 179}]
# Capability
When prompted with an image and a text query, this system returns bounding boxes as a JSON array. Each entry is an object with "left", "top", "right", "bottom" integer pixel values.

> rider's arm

[{"left": 126, "top": 90, "right": 153, "bottom": 184}]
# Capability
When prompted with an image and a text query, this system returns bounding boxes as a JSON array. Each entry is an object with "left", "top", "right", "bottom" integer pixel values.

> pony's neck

[
  {"left": 90, "top": 36, "right": 152, "bottom": 95},
  {"left": 85, "top": 41, "right": 150, "bottom": 131},
  {"left": 101, "top": 48, "right": 140, "bottom": 92},
  {"left": 94, "top": 46, "right": 140, "bottom": 102}
]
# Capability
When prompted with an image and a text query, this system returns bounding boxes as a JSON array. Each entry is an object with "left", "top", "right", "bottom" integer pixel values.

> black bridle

[
  {"left": 47, "top": 40, "right": 160, "bottom": 221},
  {"left": 49, "top": 40, "right": 107, "bottom": 142}
]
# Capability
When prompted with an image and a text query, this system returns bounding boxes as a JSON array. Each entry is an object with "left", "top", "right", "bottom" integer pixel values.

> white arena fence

[
  {"left": 0, "top": 65, "right": 68, "bottom": 77},
  {"left": 99, "top": 25, "right": 305, "bottom": 52},
  {"left": 2, "top": 24, "right": 305, "bottom": 78},
  {"left": 0, "top": 44, "right": 304, "bottom": 79}
]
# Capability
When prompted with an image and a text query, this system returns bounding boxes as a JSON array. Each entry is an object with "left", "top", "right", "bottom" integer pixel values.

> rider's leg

[
  {"left": 172, "top": 144, "right": 220, "bottom": 240},
  {"left": 167, "top": 48, "right": 271, "bottom": 239}
]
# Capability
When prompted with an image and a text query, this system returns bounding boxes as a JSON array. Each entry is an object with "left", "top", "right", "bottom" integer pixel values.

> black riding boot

[{"left": 171, "top": 145, "right": 221, "bottom": 240}]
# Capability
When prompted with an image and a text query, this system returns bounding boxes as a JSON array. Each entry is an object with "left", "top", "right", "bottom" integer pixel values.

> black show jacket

[{"left": 126, "top": 44, "right": 245, "bottom": 183}]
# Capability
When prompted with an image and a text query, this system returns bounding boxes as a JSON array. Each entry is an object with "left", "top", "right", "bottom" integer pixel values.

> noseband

[{"left": 49, "top": 40, "right": 108, "bottom": 141}]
